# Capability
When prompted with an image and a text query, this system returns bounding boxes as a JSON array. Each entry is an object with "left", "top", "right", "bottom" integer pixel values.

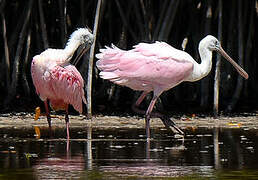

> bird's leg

[
  {"left": 160, "top": 116, "right": 184, "bottom": 135},
  {"left": 133, "top": 92, "right": 184, "bottom": 137},
  {"left": 44, "top": 100, "right": 52, "bottom": 138},
  {"left": 145, "top": 95, "right": 159, "bottom": 141},
  {"left": 44, "top": 100, "right": 51, "bottom": 127},
  {"left": 132, "top": 91, "right": 165, "bottom": 118},
  {"left": 65, "top": 105, "right": 70, "bottom": 140},
  {"left": 131, "top": 91, "right": 149, "bottom": 115},
  {"left": 136, "top": 91, "right": 148, "bottom": 106}
]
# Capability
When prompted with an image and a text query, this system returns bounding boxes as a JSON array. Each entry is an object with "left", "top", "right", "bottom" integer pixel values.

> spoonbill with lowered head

[{"left": 31, "top": 28, "right": 94, "bottom": 139}]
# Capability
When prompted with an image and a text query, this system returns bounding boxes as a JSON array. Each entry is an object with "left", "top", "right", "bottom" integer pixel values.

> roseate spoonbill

[
  {"left": 96, "top": 35, "right": 249, "bottom": 139},
  {"left": 31, "top": 28, "right": 94, "bottom": 139}
]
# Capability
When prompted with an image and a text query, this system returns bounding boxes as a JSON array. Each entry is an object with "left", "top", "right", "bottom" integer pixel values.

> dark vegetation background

[{"left": 0, "top": 0, "right": 257, "bottom": 116}]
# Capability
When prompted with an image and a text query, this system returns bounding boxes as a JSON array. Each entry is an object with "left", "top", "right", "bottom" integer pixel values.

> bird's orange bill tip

[
  {"left": 34, "top": 107, "right": 41, "bottom": 121},
  {"left": 34, "top": 126, "right": 41, "bottom": 139}
]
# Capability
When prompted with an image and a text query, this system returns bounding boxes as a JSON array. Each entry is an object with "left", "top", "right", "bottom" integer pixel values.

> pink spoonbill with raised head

[
  {"left": 31, "top": 28, "right": 94, "bottom": 139},
  {"left": 96, "top": 35, "right": 249, "bottom": 139}
]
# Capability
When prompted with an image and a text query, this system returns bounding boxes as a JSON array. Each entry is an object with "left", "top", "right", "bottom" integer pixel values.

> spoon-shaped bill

[
  {"left": 73, "top": 45, "right": 91, "bottom": 66},
  {"left": 217, "top": 46, "right": 248, "bottom": 79}
]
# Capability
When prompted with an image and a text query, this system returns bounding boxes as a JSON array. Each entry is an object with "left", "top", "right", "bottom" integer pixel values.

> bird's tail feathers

[
  {"left": 99, "top": 72, "right": 118, "bottom": 79},
  {"left": 82, "top": 95, "right": 87, "bottom": 105},
  {"left": 99, "top": 72, "right": 127, "bottom": 85},
  {"left": 96, "top": 44, "right": 123, "bottom": 61}
]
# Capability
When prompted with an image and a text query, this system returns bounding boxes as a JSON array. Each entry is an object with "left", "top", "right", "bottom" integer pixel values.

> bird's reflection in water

[{"left": 33, "top": 125, "right": 93, "bottom": 179}]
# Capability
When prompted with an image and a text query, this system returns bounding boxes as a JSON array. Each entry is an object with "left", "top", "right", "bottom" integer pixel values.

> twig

[
  {"left": 226, "top": 0, "right": 245, "bottom": 112},
  {"left": 242, "top": 1, "right": 254, "bottom": 98},
  {"left": 153, "top": 0, "right": 169, "bottom": 40},
  {"left": 58, "top": 0, "right": 67, "bottom": 47},
  {"left": 38, "top": 0, "right": 48, "bottom": 49},
  {"left": 200, "top": 0, "right": 212, "bottom": 108},
  {"left": 158, "top": 0, "right": 179, "bottom": 41},
  {"left": 87, "top": 0, "right": 102, "bottom": 118},
  {"left": 139, "top": 0, "right": 150, "bottom": 40},
  {"left": 0, "top": 5, "right": 10, "bottom": 89},
  {"left": 132, "top": 1, "right": 144, "bottom": 39},
  {"left": 0, "top": 0, "right": 5, "bottom": 12},
  {"left": 114, "top": 0, "right": 137, "bottom": 41},
  {"left": 4, "top": 0, "right": 33, "bottom": 105},
  {"left": 22, "top": 29, "right": 32, "bottom": 96},
  {"left": 213, "top": 0, "right": 223, "bottom": 117}
]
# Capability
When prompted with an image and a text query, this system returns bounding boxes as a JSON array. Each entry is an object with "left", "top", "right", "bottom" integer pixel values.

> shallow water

[{"left": 0, "top": 126, "right": 258, "bottom": 179}]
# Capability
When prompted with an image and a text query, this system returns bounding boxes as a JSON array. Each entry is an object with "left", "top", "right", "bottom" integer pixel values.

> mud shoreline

[{"left": 0, "top": 112, "right": 257, "bottom": 130}]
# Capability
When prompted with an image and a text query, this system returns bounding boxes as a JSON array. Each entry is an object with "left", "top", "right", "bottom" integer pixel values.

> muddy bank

[{"left": 0, "top": 112, "right": 257, "bottom": 130}]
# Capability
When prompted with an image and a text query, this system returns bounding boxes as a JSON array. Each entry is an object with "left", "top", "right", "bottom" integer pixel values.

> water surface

[{"left": 0, "top": 126, "right": 258, "bottom": 179}]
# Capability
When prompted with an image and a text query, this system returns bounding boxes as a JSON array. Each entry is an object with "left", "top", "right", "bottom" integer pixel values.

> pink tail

[{"left": 96, "top": 45, "right": 122, "bottom": 81}]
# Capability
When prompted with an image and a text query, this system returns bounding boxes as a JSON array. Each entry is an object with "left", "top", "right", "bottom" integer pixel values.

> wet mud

[{"left": 0, "top": 112, "right": 257, "bottom": 130}]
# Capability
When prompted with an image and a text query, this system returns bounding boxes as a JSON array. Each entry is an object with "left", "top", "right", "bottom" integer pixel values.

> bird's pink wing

[
  {"left": 50, "top": 65, "right": 86, "bottom": 113},
  {"left": 96, "top": 42, "right": 194, "bottom": 92},
  {"left": 31, "top": 58, "right": 41, "bottom": 96},
  {"left": 31, "top": 56, "right": 54, "bottom": 101}
]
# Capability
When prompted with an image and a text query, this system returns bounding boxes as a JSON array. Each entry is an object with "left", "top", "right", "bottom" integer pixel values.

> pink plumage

[
  {"left": 31, "top": 62, "right": 86, "bottom": 113},
  {"left": 31, "top": 28, "right": 94, "bottom": 141},
  {"left": 96, "top": 36, "right": 248, "bottom": 138},
  {"left": 96, "top": 41, "right": 194, "bottom": 138},
  {"left": 96, "top": 42, "right": 193, "bottom": 96}
]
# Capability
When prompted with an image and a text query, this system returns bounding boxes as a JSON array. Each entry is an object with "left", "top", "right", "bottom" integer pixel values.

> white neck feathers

[{"left": 186, "top": 41, "right": 213, "bottom": 82}]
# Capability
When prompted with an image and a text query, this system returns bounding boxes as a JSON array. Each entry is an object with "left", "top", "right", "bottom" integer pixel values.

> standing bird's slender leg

[
  {"left": 133, "top": 91, "right": 184, "bottom": 136},
  {"left": 65, "top": 105, "right": 70, "bottom": 152},
  {"left": 131, "top": 91, "right": 149, "bottom": 115},
  {"left": 145, "top": 95, "right": 159, "bottom": 140},
  {"left": 44, "top": 100, "right": 52, "bottom": 138},
  {"left": 65, "top": 105, "right": 70, "bottom": 140},
  {"left": 132, "top": 91, "right": 168, "bottom": 118},
  {"left": 135, "top": 91, "right": 149, "bottom": 106},
  {"left": 44, "top": 100, "right": 51, "bottom": 127}
]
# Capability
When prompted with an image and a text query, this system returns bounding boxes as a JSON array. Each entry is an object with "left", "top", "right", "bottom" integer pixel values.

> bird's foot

[
  {"left": 160, "top": 116, "right": 184, "bottom": 135},
  {"left": 47, "top": 116, "right": 51, "bottom": 128}
]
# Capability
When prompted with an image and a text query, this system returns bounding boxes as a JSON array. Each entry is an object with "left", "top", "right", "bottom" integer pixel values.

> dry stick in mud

[
  {"left": 0, "top": 5, "right": 10, "bottom": 91},
  {"left": 4, "top": 0, "right": 34, "bottom": 106},
  {"left": 38, "top": 0, "right": 49, "bottom": 49},
  {"left": 87, "top": 0, "right": 102, "bottom": 118},
  {"left": 213, "top": 0, "right": 222, "bottom": 117}
]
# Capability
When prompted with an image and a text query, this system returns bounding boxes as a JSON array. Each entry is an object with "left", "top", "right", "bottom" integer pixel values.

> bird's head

[
  {"left": 200, "top": 35, "right": 248, "bottom": 79},
  {"left": 70, "top": 28, "right": 94, "bottom": 46},
  {"left": 68, "top": 28, "right": 94, "bottom": 65},
  {"left": 200, "top": 35, "right": 220, "bottom": 51}
]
